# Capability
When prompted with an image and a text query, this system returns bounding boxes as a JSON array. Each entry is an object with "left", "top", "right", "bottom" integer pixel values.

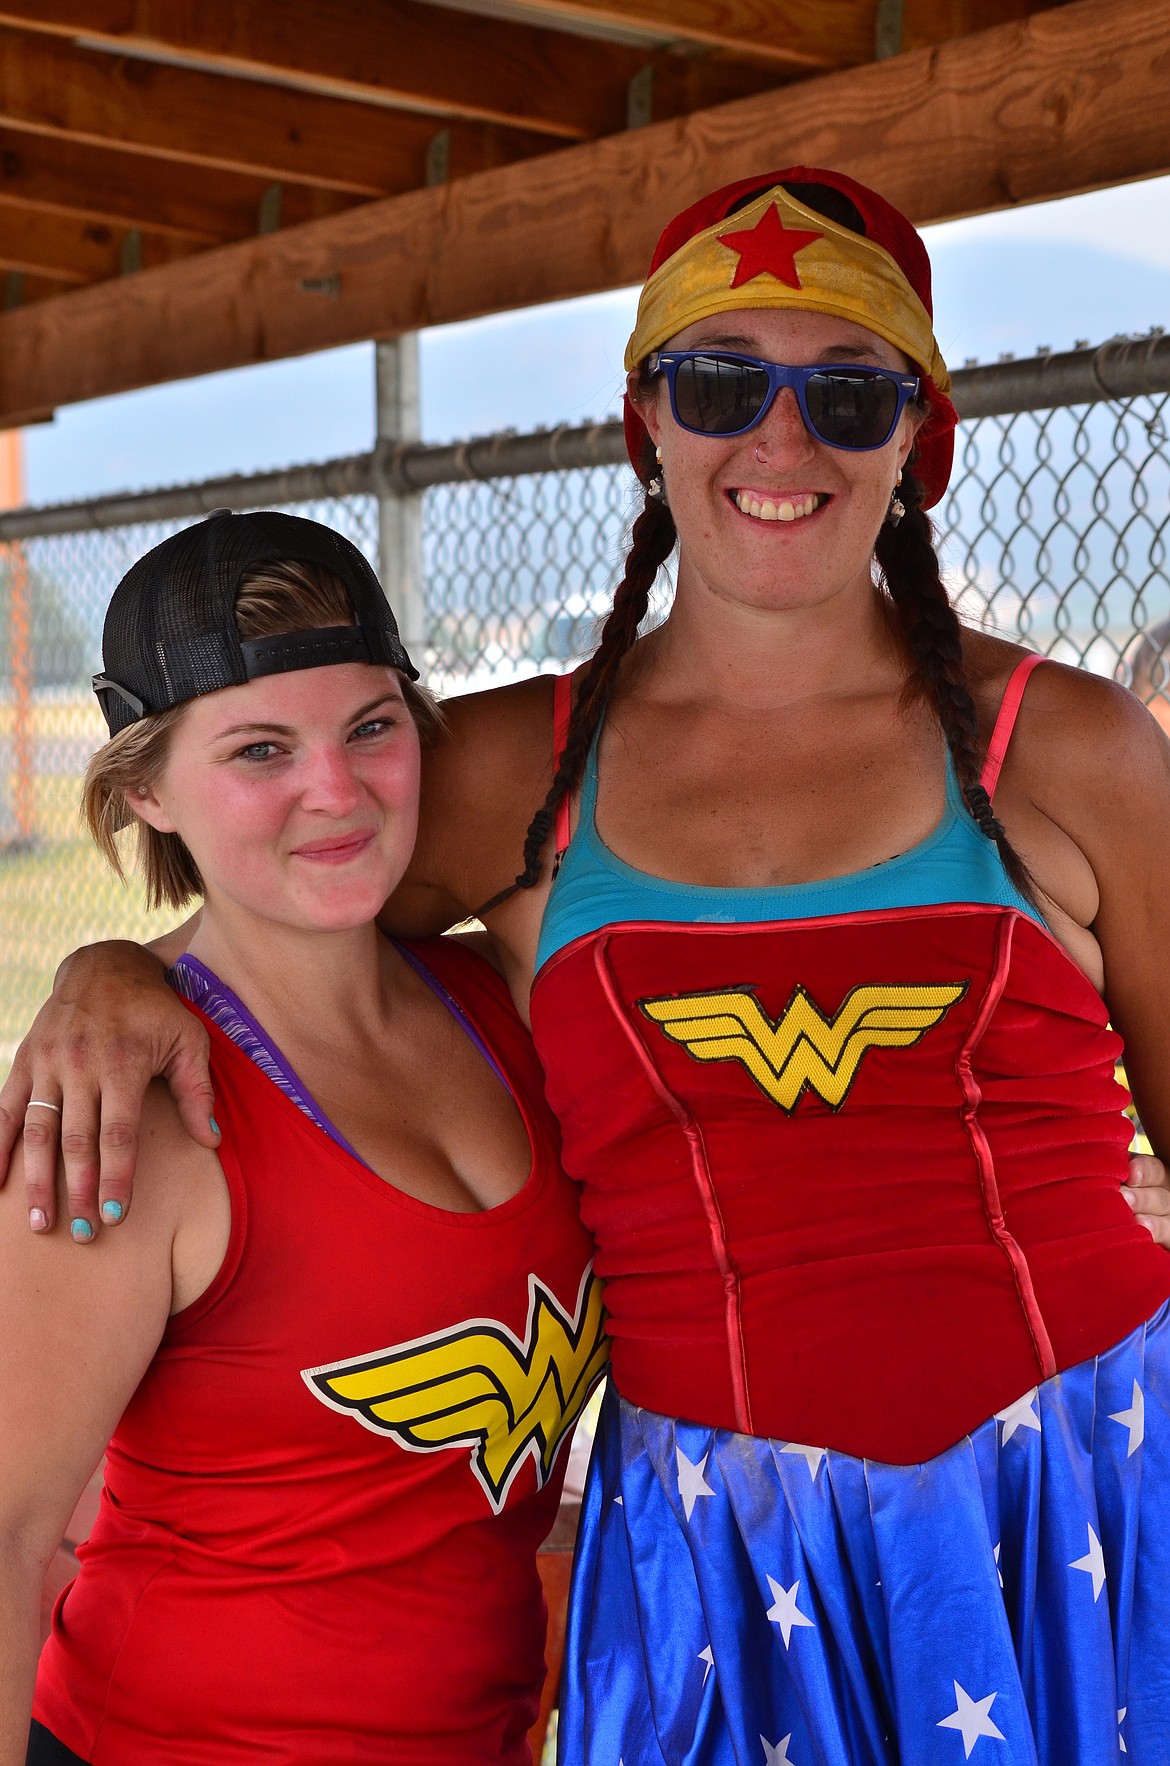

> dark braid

[
  {"left": 875, "top": 468, "right": 1037, "bottom": 903},
  {"left": 481, "top": 484, "right": 677, "bottom": 911}
]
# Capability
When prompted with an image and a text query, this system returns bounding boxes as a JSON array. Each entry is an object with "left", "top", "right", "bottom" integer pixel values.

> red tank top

[
  {"left": 529, "top": 666, "right": 1170, "bottom": 1462},
  {"left": 35, "top": 938, "right": 605, "bottom": 1765}
]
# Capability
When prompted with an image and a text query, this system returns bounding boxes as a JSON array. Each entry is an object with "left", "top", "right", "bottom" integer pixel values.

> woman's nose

[
  {"left": 750, "top": 385, "right": 815, "bottom": 468},
  {"left": 300, "top": 746, "right": 363, "bottom": 813}
]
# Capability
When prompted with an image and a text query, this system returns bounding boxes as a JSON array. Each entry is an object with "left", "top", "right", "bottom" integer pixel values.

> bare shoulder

[
  {"left": 393, "top": 675, "right": 561, "bottom": 930},
  {"left": 962, "top": 628, "right": 1170, "bottom": 837}
]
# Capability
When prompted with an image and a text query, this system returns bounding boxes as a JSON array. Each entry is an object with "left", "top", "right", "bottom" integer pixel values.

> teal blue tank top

[{"left": 535, "top": 670, "right": 1045, "bottom": 976}]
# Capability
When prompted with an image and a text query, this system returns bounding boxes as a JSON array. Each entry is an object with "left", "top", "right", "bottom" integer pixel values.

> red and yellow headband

[
  {"left": 623, "top": 170, "right": 958, "bottom": 506},
  {"left": 625, "top": 183, "right": 950, "bottom": 395}
]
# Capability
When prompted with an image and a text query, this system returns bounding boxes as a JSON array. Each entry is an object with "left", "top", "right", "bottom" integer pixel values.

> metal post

[{"left": 375, "top": 335, "right": 426, "bottom": 663}]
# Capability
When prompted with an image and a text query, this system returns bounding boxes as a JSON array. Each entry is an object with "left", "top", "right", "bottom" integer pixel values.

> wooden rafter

[
  {"left": 0, "top": 201, "right": 198, "bottom": 282},
  {"left": 0, "top": 1, "right": 786, "bottom": 140},
  {"left": 0, "top": 0, "right": 1161, "bottom": 423},
  {"left": 0, "top": 26, "right": 557, "bottom": 193},
  {"left": 0, "top": 129, "right": 359, "bottom": 244},
  {"left": 433, "top": 0, "right": 1053, "bottom": 68}
]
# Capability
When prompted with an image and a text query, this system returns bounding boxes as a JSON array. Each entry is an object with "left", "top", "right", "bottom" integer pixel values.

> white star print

[
  {"left": 614, "top": 1494, "right": 623, "bottom": 1506},
  {"left": 698, "top": 1644, "right": 714, "bottom": 1685},
  {"left": 995, "top": 1389, "right": 1041, "bottom": 1443},
  {"left": 1069, "top": 1524, "right": 1107, "bottom": 1601},
  {"left": 781, "top": 1441, "right": 826, "bottom": 1479},
  {"left": 1109, "top": 1381, "right": 1145, "bottom": 1458},
  {"left": 993, "top": 1543, "right": 1003, "bottom": 1589},
  {"left": 675, "top": 1445, "right": 714, "bottom": 1521},
  {"left": 765, "top": 1575, "right": 815, "bottom": 1647},
  {"left": 937, "top": 1682, "right": 1005, "bottom": 1756},
  {"left": 1118, "top": 1707, "right": 1127, "bottom": 1753},
  {"left": 760, "top": 1735, "right": 797, "bottom": 1765}
]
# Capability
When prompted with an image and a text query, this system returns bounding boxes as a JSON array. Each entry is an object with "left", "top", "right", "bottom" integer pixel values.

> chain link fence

[{"left": 1, "top": 332, "right": 1169, "bottom": 1061}]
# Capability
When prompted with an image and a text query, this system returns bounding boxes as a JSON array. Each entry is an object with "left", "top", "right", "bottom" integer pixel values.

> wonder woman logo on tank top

[
  {"left": 303, "top": 1265, "right": 608, "bottom": 1513},
  {"left": 639, "top": 978, "right": 969, "bottom": 1112}
]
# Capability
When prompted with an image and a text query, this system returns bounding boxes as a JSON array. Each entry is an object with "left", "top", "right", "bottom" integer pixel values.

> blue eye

[
  {"left": 236, "top": 742, "right": 281, "bottom": 762},
  {"left": 351, "top": 718, "right": 394, "bottom": 741}
]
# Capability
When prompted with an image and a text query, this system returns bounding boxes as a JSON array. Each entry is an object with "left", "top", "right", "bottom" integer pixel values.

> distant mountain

[{"left": 930, "top": 239, "right": 1170, "bottom": 366}]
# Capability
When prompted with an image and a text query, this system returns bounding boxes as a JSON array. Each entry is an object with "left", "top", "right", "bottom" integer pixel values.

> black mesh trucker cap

[{"left": 93, "top": 509, "right": 418, "bottom": 736}]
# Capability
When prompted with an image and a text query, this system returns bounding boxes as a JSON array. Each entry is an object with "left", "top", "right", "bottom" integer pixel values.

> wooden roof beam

[
  {"left": 434, "top": 0, "right": 1055, "bottom": 69},
  {"left": 0, "top": 25, "right": 556, "bottom": 193},
  {"left": 0, "top": 201, "right": 200, "bottom": 282},
  {"left": 0, "top": 1, "right": 788, "bottom": 139},
  {"left": 0, "top": 0, "right": 1162, "bottom": 422},
  {"left": 0, "top": 130, "right": 360, "bottom": 244}
]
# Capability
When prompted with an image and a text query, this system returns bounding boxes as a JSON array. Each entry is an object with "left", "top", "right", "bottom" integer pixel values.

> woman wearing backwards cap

[
  {"left": 6, "top": 170, "right": 1170, "bottom": 1761},
  {"left": 0, "top": 512, "right": 605, "bottom": 1765}
]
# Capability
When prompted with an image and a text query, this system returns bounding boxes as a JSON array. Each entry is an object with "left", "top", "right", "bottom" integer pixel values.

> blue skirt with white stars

[{"left": 558, "top": 1302, "right": 1170, "bottom": 1765}]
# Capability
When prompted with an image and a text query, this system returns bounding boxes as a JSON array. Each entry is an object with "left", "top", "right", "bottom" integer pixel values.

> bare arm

[
  {"left": 0, "top": 1125, "right": 179, "bottom": 1764},
  {"left": 0, "top": 918, "right": 215, "bottom": 1237},
  {"left": 1000, "top": 662, "right": 1170, "bottom": 1231}
]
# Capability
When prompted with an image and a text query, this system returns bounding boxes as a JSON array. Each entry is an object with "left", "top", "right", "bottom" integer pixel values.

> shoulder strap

[
  {"left": 980, "top": 652, "right": 1046, "bottom": 802},
  {"left": 552, "top": 671, "right": 573, "bottom": 860}
]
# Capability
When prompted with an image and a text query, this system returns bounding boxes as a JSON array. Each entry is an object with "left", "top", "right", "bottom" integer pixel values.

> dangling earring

[
  {"left": 648, "top": 445, "right": 667, "bottom": 504},
  {"left": 886, "top": 468, "right": 905, "bottom": 526}
]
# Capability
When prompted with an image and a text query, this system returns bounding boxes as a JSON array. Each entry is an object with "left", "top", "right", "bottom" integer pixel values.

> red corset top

[{"left": 529, "top": 902, "right": 1170, "bottom": 1462}]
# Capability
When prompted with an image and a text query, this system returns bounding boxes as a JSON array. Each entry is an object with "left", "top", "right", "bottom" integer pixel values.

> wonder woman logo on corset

[
  {"left": 639, "top": 981, "right": 969, "bottom": 1112},
  {"left": 302, "top": 1267, "right": 609, "bottom": 1514}
]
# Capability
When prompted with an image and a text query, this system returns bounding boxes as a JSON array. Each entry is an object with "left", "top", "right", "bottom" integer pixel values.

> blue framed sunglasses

[{"left": 648, "top": 350, "right": 921, "bottom": 451}]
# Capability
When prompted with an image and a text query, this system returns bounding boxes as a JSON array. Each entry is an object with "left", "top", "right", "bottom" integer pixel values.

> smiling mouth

[
  {"left": 292, "top": 832, "right": 377, "bottom": 862},
  {"left": 731, "top": 490, "right": 827, "bottom": 523}
]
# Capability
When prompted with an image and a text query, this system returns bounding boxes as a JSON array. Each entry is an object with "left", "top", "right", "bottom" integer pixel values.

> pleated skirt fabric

[{"left": 559, "top": 1302, "right": 1170, "bottom": 1765}]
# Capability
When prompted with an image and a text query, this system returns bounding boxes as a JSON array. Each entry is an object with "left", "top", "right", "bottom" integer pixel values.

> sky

[{"left": 22, "top": 173, "right": 1170, "bottom": 508}]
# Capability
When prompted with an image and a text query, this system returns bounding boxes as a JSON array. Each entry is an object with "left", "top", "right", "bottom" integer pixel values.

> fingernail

[
  {"left": 1141, "top": 1217, "right": 1157, "bottom": 1237},
  {"left": 70, "top": 1218, "right": 93, "bottom": 1242},
  {"left": 209, "top": 1116, "right": 220, "bottom": 1136},
  {"left": 1121, "top": 1186, "right": 1139, "bottom": 1206},
  {"left": 101, "top": 1200, "right": 124, "bottom": 1223},
  {"left": 29, "top": 1207, "right": 48, "bottom": 1232}
]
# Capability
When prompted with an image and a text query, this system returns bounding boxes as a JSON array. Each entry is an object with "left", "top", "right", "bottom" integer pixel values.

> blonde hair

[{"left": 83, "top": 558, "right": 442, "bottom": 911}]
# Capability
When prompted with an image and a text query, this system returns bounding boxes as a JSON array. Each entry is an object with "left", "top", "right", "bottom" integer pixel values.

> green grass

[{"left": 0, "top": 836, "right": 177, "bottom": 1073}]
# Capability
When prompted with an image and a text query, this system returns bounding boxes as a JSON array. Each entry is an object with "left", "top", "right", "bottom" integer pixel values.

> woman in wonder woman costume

[{"left": 6, "top": 171, "right": 1170, "bottom": 1762}]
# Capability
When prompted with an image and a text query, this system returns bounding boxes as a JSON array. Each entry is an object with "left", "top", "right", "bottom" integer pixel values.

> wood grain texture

[
  {"left": 0, "top": 0, "right": 1164, "bottom": 419},
  {"left": 445, "top": 0, "right": 1056, "bottom": 66},
  {"left": 0, "top": 128, "right": 360, "bottom": 243},
  {"left": 0, "top": 25, "right": 555, "bottom": 192},
  {"left": 0, "top": 0, "right": 787, "bottom": 138},
  {"left": 0, "top": 198, "right": 198, "bottom": 281}
]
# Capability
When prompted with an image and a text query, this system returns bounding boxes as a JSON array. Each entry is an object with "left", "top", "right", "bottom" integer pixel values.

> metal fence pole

[{"left": 375, "top": 336, "right": 426, "bottom": 658}]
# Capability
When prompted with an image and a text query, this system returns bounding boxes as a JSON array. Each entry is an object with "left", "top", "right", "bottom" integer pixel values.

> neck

[
  {"left": 638, "top": 558, "right": 903, "bottom": 712},
  {"left": 185, "top": 897, "right": 393, "bottom": 1049}
]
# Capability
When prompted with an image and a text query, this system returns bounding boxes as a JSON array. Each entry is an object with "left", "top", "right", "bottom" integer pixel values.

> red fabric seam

[
  {"left": 980, "top": 652, "right": 1046, "bottom": 801},
  {"left": 592, "top": 933, "right": 754, "bottom": 1434},
  {"left": 552, "top": 672, "right": 572, "bottom": 859},
  {"left": 956, "top": 909, "right": 1057, "bottom": 1380}
]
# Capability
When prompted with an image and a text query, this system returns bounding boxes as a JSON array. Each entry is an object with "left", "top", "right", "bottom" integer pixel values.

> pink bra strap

[
  {"left": 980, "top": 652, "right": 1046, "bottom": 801},
  {"left": 552, "top": 672, "right": 573, "bottom": 857}
]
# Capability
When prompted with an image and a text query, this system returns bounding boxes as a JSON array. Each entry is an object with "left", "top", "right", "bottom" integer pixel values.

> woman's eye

[
  {"left": 351, "top": 718, "right": 395, "bottom": 741},
  {"left": 235, "top": 741, "right": 281, "bottom": 762}
]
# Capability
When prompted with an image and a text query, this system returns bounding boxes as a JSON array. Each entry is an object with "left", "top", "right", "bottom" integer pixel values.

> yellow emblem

[
  {"left": 639, "top": 981, "right": 968, "bottom": 1112},
  {"left": 302, "top": 1267, "right": 608, "bottom": 1513}
]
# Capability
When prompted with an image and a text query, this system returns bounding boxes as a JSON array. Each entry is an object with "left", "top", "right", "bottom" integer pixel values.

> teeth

[{"left": 734, "top": 491, "right": 821, "bottom": 522}]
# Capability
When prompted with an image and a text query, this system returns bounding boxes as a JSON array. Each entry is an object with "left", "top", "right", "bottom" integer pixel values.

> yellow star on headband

[{"left": 717, "top": 205, "right": 822, "bottom": 291}]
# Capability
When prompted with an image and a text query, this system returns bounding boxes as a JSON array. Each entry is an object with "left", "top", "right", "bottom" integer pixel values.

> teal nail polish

[
  {"left": 101, "top": 1200, "right": 124, "bottom": 1223},
  {"left": 70, "top": 1218, "right": 94, "bottom": 1242},
  {"left": 209, "top": 1116, "right": 220, "bottom": 1136}
]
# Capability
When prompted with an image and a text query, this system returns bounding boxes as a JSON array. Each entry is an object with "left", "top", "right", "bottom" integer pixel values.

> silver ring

[{"left": 26, "top": 1100, "right": 62, "bottom": 1114}]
